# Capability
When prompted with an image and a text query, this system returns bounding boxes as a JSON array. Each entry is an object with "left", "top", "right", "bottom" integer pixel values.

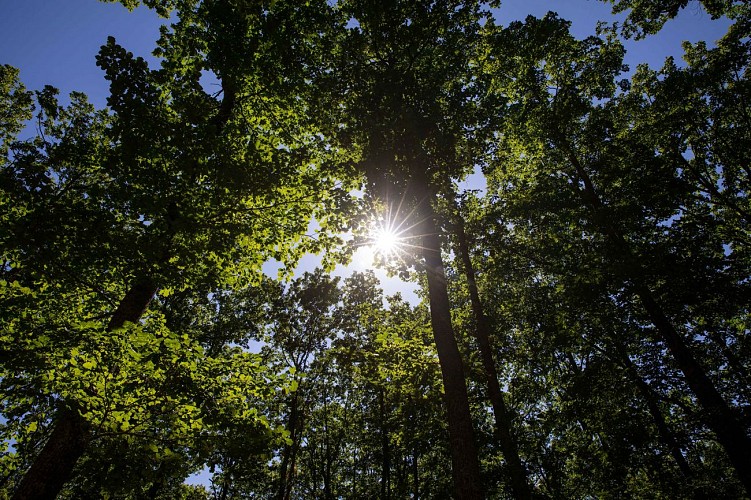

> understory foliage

[{"left": 1, "top": 0, "right": 751, "bottom": 498}]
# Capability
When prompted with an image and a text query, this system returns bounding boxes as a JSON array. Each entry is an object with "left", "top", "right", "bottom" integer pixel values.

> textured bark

[
  {"left": 417, "top": 192, "right": 483, "bottom": 500},
  {"left": 453, "top": 213, "right": 533, "bottom": 500},
  {"left": 277, "top": 392, "right": 302, "bottom": 500},
  {"left": 11, "top": 408, "right": 90, "bottom": 500},
  {"left": 379, "top": 388, "right": 391, "bottom": 500},
  {"left": 12, "top": 277, "right": 158, "bottom": 500},
  {"left": 106, "top": 278, "right": 160, "bottom": 331},
  {"left": 618, "top": 355, "right": 694, "bottom": 479},
  {"left": 564, "top": 148, "right": 751, "bottom": 494},
  {"left": 412, "top": 451, "right": 419, "bottom": 499}
]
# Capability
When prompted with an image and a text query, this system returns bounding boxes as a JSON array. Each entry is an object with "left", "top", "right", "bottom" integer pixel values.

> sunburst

[
  {"left": 354, "top": 194, "right": 430, "bottom": 269},
  {"left": 367, "top": 203, "right": 421, "bottom": 263},
  {"left": 372, "top": 224, "right": 403, "bottom": 258}
]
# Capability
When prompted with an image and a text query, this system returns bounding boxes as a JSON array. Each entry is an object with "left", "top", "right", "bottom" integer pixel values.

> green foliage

[
  {"left": 2, "top": 0, "right": 359, "bottom": 495},
  {"left": 602, "top": 0, "right": 747, "bottom": 38},
  {"left": 3, "top": 0, "right": 750, "bottom": 497},
  {"left": 474, "top": 7, "right": 751, "bottom": 496}
]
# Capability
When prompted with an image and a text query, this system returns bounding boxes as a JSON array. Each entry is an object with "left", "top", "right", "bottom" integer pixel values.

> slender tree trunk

[
  {"left": 277, "top": 391, "right": 302, "bottom": 500},
  {"left": 379, "top": 387, "right": 391, "bottom": 500},
  {"left": 452, "top": 210, "right": 534, "bottom": 500},
  {"left": 412, "top": 451, "right": 419, "bottom": 500},
  {"left": 562, "top": 147, "right": 751, "bottom": 494},
  {"left": 706, "top": 330, "right": 751, "bottom": 401},
  {"left": 615, "top": 353, "right": 694, "bottom": 479},
  {"left": 415, "top": 184, "right": 483, "bottom": 500},
  {"left": 322, "top": 386, "right": 333, "bottom": 500},
  {"left": 12, "top": 277, "right": 158, "bottom": 500}
]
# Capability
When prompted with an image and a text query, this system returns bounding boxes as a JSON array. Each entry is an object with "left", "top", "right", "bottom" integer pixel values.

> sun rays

[
  {"left": 355, "top": 194, "right": 431, "bottom": 269},
  {"left": 372, "top": 225, "right": 402, "bottom": 258}
]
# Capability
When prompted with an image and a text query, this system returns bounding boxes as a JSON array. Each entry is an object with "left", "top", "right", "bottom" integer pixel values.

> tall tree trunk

[
  {"left": 415, "top": 185, "right": 483, "bottom": 500},
  {"left": 412, "top": 450, "right": 419, "bottom": 500},
  {"left": 379, "top": 387, "right": 391, "bottom": 500},
  {"left": 277, "top": 391, "right": 302, "bottom": 500},
  {"left": 616, "top": 354, "right": 695, "bottom": 480},
  {"left": 322, "top": 385, "right": 333, "bottom": 500},
  {"left": 452, "top": 210, "right": 534, "bottom": 500},
  {"left": 12, "top": 277, "right": 158, "bottom": 500},
  {"left": 562, "top": 146, "right": 751, "bottom": 494}
]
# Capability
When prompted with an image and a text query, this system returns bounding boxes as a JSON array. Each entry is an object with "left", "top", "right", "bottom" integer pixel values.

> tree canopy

[{"left": 2, "top": 0, "right": 750, "bottom": 498}]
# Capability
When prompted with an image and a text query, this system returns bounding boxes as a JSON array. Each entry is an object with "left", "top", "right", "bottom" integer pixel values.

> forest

[{"left": 1, "top": 0, "right": 750, "bottom": 498}]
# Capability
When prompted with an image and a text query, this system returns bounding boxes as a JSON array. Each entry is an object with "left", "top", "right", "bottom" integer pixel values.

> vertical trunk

[
  {"left": 417, "top": 189, "right": 483, "bottom": 500},
  {"left": 412, "top": 451, "right": 419, "bottom": 500},
  {"left": 706, "top": 330, "right": 751, "bottom": 401},
  {"left": 453, "top": 212, "right": 534, "bottom": 500},
  {"left": 12, "top": 277, "right": 158, "bottom": 500},
  {"left": 11, "top": 408, "right": 90, "bottom": 500},
  {"left": 633, "top": 284, "right": 751, "bottom": 492},
  {"left": 564, "top": 148, "right": 751, "bottom": 494},
  {"left": 379, "top": 388, "right": 391, "bottom": 500},
  {"left": 277, "top": 392, "right": 301, "bottom": 500},
  {"left": 322, "top": 386, "right": 333, "bottom": 500}
]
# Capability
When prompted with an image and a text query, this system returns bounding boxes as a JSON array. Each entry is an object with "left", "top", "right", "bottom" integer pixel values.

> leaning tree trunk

[
  {"left": 13, "top": 66, "right": 238, "bottom": 499},
  {"left": 12, "top": 277, "right": 158, "bottom": 500},
  {"left": 615, "top": 353, "right": 695, "bottom": 481},
  {"left": 452, "top": 210, "right": 533, "bottom": 500},
  {"left": 414, "top": 178, "right": 484, "bottom": 500},
  {"left": 562, "top": 146, "right": 751, "bottom": 494}
]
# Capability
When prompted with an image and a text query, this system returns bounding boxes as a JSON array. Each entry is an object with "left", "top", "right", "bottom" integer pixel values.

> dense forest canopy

[{"left": 1, "top": 0, "right": 751, "bottom": 498}]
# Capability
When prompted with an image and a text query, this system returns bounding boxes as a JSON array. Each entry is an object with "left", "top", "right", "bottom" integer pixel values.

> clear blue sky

[
  {"left": 0, "top": 0, "right": 731, "bottom": 110},
  {"left": 1, "top": 0, "right": 164, "bottom": 109}
]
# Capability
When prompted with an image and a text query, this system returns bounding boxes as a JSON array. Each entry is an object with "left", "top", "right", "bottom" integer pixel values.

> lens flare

[{"left": 373, "top": 226, "right": 401, "bottom": 257}]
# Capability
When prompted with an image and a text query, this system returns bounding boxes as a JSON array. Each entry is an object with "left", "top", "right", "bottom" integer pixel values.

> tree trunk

[
  {"left": 322, "top": 385, "right": 333, "bottom": 500},
  {"left": 412, "top": 450, "right": 419, "bottom": 500},
  {"left": 563, "top": 147, "right": 751, "bottom": 494},
  {"left": 12, "top": 277, "right": 158, "bottom": 500},
  {"left": 379, "top": 387, "right": 391, "bottom": 500},
  {"left": 416, "top": 187, "right": 483, "bottom": 500},
  {"left": 452, "top": 211, "right": 533, "bottom": 500},
  {"left": 11, "top": 408, "right": 90, "bottom": 500},
  {"left": 277, "top": 391, "right": 302, "bottom": 500},
  {"left": 617, "top": 354, "right": 694, "bottom": 479}
]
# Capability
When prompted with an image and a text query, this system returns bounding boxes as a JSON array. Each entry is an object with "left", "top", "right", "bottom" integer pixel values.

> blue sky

[
  {"left": 1, "top": 0, "right": 164, "bottom": 108},
  {"left": 0, "top": 0, "right": 731, "bottom": 109}
]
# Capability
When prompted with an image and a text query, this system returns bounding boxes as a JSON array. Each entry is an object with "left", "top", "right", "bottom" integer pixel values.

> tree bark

[
  {"left": 379, "top": 388, "right": 391, "bottom": 500},
  {"left": 412, "top": 450, "right": 419, "bottom": 500},
  {"left": 617, "top": 354, "right": 695, "bottom": 479},
  {"left": 277, "top": 391, "right": 301, "bottom": 500},
  {"left": 11, "top": 408, "right": 90, "bottom": 500},
  {"left": 452, "top": 210, "right": 534, "bottom": 500},
  {"left": 416, "top": 187, "right": 484, "bottom": 500},
  {"left": 12, "top": 277, "right": 158, "bottom": 500},
  {"left": 563, "top": 147, "right": 751, "bottom": 494}
]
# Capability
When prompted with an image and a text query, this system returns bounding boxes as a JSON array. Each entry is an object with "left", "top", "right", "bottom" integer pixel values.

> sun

[
  {"left": 367, "top": 210, "right": 414, "bottom": 264},
  {"left": 373, "top": 226, "right": 402, "bottom": 257},
  {"left": 354, "top": 200, "right": 417, "bottom": 268}
]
